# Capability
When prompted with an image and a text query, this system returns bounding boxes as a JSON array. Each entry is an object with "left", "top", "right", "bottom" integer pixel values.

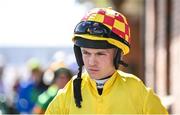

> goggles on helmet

[{"left": 74, "top": 21, "right": 130, "bottom": 47}]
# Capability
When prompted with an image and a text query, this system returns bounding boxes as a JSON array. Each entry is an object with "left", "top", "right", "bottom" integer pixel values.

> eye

[
  {"left": 96, "top": 52, "right": 106, "bottom": 56},
  {"left": 82, "top": 50, "right": 90, "bottom": 56}
]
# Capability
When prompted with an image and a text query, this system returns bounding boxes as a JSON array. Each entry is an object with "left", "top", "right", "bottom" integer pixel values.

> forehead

[{"left": 81, "top": 47, "right": 115, "bottom": 53}]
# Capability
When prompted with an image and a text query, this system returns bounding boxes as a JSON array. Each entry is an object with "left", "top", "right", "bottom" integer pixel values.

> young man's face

[{"left": 81, "top": 47, "right": 116, "bottom": 79}]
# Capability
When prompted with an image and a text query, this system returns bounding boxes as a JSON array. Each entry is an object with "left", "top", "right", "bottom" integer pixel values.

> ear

[{"left": 73, "top": 45, "right": 84, "bottom": 67}]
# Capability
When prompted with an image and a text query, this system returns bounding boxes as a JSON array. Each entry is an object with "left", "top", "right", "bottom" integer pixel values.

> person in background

[
  {"left": 45, "top": 7, "right": 168, "bottom": 114},
  {"left": 15, "top": 58, "right": 48, "bottom": 114},
  {"left": 33, "top": 62, "right": 73, "bottom": 114},
  {"left": 0, "top": 54, "right": 8, "bottom": 114}
]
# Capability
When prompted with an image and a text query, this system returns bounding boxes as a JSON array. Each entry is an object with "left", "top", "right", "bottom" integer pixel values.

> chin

[
  {"left": 88, "top": 73, "right": 97, "bottom": 79},
  {"left": 90, "top": 74, "right": 103, "bottom": 79}
]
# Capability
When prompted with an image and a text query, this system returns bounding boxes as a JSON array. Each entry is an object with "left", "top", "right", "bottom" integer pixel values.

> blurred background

[{"left": 0, "top": 0, "right": 179, "bottom": 114}]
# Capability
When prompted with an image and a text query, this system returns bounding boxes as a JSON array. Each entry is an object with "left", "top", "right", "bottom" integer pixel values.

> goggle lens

[{"left": 74, "top": 21, "right": 109, "bottom": 37}]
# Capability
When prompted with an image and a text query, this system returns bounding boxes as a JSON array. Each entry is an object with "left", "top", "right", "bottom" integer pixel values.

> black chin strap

[
  {"left": 73, "top": 66, "right": 83, "bottom": 108},
  {"left": 73, "top": 45, "right": 83, "bottom": 108},
  {"left": 114, "top": 49, "right": 128, "bottom": 69}
]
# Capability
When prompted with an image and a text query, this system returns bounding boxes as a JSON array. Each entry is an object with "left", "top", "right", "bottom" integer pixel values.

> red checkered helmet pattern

[{"left": 73, "top": 7, "right": 131, "bottom": 55}]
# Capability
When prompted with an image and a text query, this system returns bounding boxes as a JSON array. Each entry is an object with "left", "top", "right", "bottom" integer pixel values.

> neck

[
  {"left": 100, "top": 69, "right": 115, "bottom": 79},
  {"left": 97, "top": 75, "right": 111, "bottom": 80},
  {"left": 95, "top": 78, "right": 109, "bottom": 89},
  {"left": 94, "top": 72, "right": 114, "bottom": 95},
  {"left": 94, "top": 71, "right": 115, "bottom": 88}
]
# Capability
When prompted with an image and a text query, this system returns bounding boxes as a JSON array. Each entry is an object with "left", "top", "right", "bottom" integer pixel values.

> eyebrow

[{"left": 81, "top": 49, "right": 108, "bottom": 54}]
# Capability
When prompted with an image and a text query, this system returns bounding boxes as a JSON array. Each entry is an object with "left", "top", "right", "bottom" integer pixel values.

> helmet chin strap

[
  {"left": 73, "top": 45, "right": 83, "bottom": 108},
  {"left": 73, "top": 66, "right": 83, "bottom": 108},
  {"left": 114, "top": 48, "right": 128, "bottom": 69}
]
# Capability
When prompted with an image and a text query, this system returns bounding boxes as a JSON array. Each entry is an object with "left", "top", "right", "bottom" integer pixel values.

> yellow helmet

[{"left": 73, "top": 7, "right": 131, "bottom": 55}]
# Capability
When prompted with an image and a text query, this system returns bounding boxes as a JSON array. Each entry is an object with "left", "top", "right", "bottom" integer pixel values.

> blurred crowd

[{"left": 0, "top": 51, "right": 77, "bottom": 114}]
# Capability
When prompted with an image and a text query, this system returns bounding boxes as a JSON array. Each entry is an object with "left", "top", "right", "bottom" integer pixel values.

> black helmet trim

[{"left": 74, "top": 36, "right": 116, "bottom": 49}]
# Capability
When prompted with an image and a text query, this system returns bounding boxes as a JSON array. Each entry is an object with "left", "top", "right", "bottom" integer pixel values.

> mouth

[{"left": 88, "top": 68, "right": 99, "bottom": 73}]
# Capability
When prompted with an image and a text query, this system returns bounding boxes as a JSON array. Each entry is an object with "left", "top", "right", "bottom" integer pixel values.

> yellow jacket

[{"left": 45, "top": 70, "right": 168, "bottom": 114}]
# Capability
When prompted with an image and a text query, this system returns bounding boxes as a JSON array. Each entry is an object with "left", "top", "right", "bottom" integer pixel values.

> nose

[{"left": 88, "top": 55, "right": 96, "bottom": 66}]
